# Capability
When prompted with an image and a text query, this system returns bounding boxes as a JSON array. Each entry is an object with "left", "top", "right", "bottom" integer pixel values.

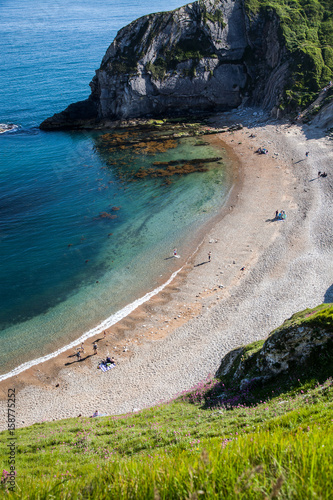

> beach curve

[{"left": 0, "top": 108, "right": 332, "bottom": 430}]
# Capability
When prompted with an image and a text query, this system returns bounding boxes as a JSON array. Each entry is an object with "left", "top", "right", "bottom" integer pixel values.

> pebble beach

[{"left": 0, "top": 109, "right": 332, "bottom": 430}]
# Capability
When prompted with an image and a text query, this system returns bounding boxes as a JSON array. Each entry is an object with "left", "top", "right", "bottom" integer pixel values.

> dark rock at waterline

[{"left": 40, "top": 99, "right": 98, "bottom": 130}]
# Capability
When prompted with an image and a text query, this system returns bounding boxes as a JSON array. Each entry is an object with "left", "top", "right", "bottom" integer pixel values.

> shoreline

[
  {"left": 0, "top": 129, "right": 238, "bottom": 383},
  {"left": 0, "top": 109, "right": 332, "bottom": 430},
  {"left": 0, "top": 267, "right": 185, "bottom": 383}
]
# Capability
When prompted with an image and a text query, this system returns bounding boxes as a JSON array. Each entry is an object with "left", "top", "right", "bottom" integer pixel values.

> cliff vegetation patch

[
  {"left": 146, "top": 29, "right": 216, "bottom": 80},
  {"left": 246, "top": 0, "right": 333, "bottom": 109}
]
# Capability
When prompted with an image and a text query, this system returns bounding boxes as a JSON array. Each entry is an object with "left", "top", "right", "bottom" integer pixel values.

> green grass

[
  {"left": 245, "top": 0, "right": 333, "bottom": 109},
  {"left": 1, "top": 305, "right": 332, "bottom": 498},
  {"left": 1, "top": 379, "right": 333, "bottom": 498},
  {"left": 274, "top": 303, "right": 333, "bottom": 330}
]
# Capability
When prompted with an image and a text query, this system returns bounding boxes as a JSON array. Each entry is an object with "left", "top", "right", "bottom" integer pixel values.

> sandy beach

[{"left": 0, "top": 109, "right": 332, "bottom": 430}]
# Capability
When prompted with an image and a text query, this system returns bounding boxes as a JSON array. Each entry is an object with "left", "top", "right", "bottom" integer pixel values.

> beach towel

[{"left": 99, "top": 363, "right": 115, "bottom": 372}]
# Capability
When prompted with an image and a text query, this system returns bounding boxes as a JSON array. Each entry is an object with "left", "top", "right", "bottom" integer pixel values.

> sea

[{"left": 0, "top": 0, "right": 233, "bottom": 380}]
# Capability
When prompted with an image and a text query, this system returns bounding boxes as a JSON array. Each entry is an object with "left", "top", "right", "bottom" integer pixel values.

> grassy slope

[
  {"left": 0, "top": 304, "right": 332, "bottom": 498},
  {"left": 245, "top": 0, "right": 333, "bottom": 109}
]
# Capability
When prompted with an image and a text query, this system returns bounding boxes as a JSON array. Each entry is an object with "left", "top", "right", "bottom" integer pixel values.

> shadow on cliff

[{"left": 324, "top": 284, "right": 333, "bottom": 303}]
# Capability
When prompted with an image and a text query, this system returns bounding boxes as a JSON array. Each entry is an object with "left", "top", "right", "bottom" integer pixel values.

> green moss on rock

[{"left": 245, "top": 0, "right": 333, "bottom": 109}]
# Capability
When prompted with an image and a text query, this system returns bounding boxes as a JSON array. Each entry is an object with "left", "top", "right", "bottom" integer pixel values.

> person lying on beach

[
  {"left": 92, "top": 410, "right": 101, "bottom": 417},
  {"left": 100, "top": 356, "right": 116, "bottom": 366}
]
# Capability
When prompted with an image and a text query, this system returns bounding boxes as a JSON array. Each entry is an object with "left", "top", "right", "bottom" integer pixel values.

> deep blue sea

[{"left": 0, "top": 0, "right": 233, "bottom": 379}]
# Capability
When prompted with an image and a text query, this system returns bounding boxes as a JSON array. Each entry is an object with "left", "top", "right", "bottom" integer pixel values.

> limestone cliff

[{"left": 40, "top": 0, "right": 288, "bottom": 129}]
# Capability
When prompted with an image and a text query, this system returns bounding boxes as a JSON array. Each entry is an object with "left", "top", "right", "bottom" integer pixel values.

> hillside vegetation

[
  {"left": 0, "top": 304, "right": 332, "bottom": 498},
  {"left": 246, "top": 0, "right": 333, "bottom": 109}
]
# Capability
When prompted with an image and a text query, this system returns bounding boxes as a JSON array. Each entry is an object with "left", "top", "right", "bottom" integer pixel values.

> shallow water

[{"left": 0, "top": 0, "right": 232, "bottom": 378}]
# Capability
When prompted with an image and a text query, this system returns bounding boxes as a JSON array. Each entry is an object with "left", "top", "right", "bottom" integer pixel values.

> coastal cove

[
  {"left": 0, "top": 0, "right": 226, "bottom": 378},
  {"left": 0, "top": 0, "right": 332, "bottom": 430},
  {"left": 0, "top": 121, "right": 234, "bottom": 379},
  {"left": 0, "top": 110, "right": 332, "bottom": 428}
]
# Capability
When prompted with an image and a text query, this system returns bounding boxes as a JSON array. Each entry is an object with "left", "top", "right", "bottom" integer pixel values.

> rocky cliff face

[
  {"left": 217, "top": 304, "right": 333, "bottom": 388},
  {"left": 40, "top": 0, "right": 288, "bottom": 129}
]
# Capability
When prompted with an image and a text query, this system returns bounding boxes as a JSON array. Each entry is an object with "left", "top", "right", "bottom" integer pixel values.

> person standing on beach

[
  {"left": 173, "top": 248, "right": 177, "bottom": 257},
  {"left": 306, "top": 151, "right": 309, "bottom": 157},
  {"left": 93, "top": 343, "right": 98, "bottom": 355},
  {"left": 208, "top": 251, "right": 211, "bottom": 262}
]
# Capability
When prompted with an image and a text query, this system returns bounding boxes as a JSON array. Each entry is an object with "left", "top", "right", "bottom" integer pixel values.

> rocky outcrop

[
  {"left": 217, "top": 304, "right": 333, "bottom": 387},
  {"left": 40, "top": 0, "right": 289, "bottom": 130},
  {"left": 311, "top": 100, "right": 333, "bottom": 130}
]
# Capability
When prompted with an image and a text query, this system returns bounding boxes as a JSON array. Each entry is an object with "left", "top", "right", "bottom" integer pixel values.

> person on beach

[
  {"left": 305, "top": 151, "right": 309, "bottom": 157},
  {"left": 318, "top": 171, "right": 321, "bottom": 178},
  {"left": 80, "top": 342, "right": 85, "bottom": 352},
  {"left": 275, "top": 210, "right": 279, "bottom": 218},
  {"left": 103, "top": 331, "right": 106, "bottom": 339},
  {"left": 93, "top": 343, "right": 98, "bottom": 355},
  {"left": 76, "top": 350, "right": 81, "bottom": 361},
  {"left": 92, "top": 410, "right": 101, "bottom": 418},
  {"left": 208, "top": 251, "right": 211, "bottom": 262},
  {"left": 173, "top": 248, "right": 177, "bottom": 257}
]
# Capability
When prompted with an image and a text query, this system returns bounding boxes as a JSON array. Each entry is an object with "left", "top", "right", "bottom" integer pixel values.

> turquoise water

[{"left": 0, "top": 0, "right": 232, "bottom": 378}]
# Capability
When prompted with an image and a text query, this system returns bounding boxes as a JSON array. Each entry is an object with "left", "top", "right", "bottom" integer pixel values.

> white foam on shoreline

[
  {"left": 0, "top": 123, "right": 19, "bottom": 134},
  {"left": 0, "top": 266, "right": 183, "bottom": 382}
]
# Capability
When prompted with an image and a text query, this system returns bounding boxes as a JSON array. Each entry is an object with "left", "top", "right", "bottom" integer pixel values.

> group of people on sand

[
  {"left": 256, "top": 147, "right": 268, "bottom": 155},
  {"left": 275, "top": 210, "right": 286, "bottom": 220},
  {"left": 318, "top": 171, "right": 328, "bottom": 178},
  {"left": 75, "top": 341, "right": 98, "bottom": 360},
  {"left": 75, "top": 331, "right": 110, "bottom": 361},
  {"left": 98, "top": 356, "right": 116, "bottom": 368},
  {"left": 74, "top": 339, "right": 117, "bottom": 371}
]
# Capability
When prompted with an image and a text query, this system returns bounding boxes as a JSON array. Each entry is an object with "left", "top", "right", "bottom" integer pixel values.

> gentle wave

[
  {"left": 0, "top": 266, "right": 183, "bottom": 382},
  {"left": 0, "top": 123, "right": 20, "bottom": 134}
]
